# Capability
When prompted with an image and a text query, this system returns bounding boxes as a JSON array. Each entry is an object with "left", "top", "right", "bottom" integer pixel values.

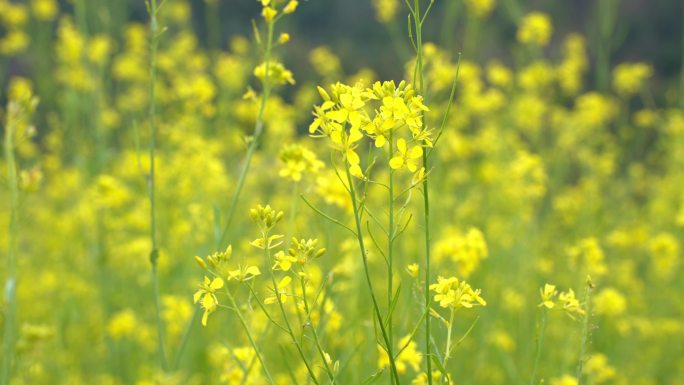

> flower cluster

[
  {"left": 430, "top": 276, "right": 487, "bottom": 310},
  {"left": 538, "top": 283, "right": 585, "bottom": 318},
  {"left": 278, "top": 143, "right": 324, "bottom": 182},
  {"left": 309, "top": 80, "right": 431, "bottom": 178}
]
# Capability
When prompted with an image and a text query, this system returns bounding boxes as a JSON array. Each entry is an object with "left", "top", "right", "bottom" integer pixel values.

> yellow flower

[
  {"left": 429, "top": 276, "right": 486, "bottom": 309},
  {"left": 538, "top": 283, "right": 557, "bottom": 309},
  {"left": 464, "top": 0, "right": 496, "bottom": 18},
  {"left": 326, "top": 91, "right": 366, "bottom": 128},
  {"left": 406, "top": 263, "right": 419, "bottom": 277},
  {"left": 254, "top": 60, "right": 295, "bottom": 85},
  {"left": 277, "top": 32, "right": 290, "bottom": 44},
  {"left": 594, "top": 288, "right": 627, "bottom": 316},
  {"left": 550, "top": 374, "right": 578, "bottom": 385},
  {"left": 378, "top": 335, "right": 422, "bottom": 374},
  {"left": 278, "top": 143, "right": 324, "bottom": 182},
  {"left": 273, "top": 251, "right": 298, "bottom": 271},
  {"left": 31, "top": 0, "right": 58, "bottom": 21},
  {"left": 371, "top": 0, "right": 398, "bottom": 23},
  {"left": 265, "top": 276, "right": 292, "bottom": 304},
  {"left": 227, "top": 265, "right": 261, "bottom": 282},
  {"left": 517, "top": 12, "right": 553, "bottom": 46},
  {"left": 584, "top": 354, "right": 616, "bottom": 384},
  {"left": 193, "top": 276, "right": 224, "bottom": 326},
  {"left": 262, "top": 6, "right": 277, "bottom": 22},
  {"left": 612, "top": 62, "right": 653, "bottom": 97},
  {"left": 390, "top": 138, "right": 423, "bottom": 172},
  {"left": 558, "top": 288, "right": 585, "bottom": 318},
  {"left": 283, "top": 0, "right": 298, "bottom": 14}
]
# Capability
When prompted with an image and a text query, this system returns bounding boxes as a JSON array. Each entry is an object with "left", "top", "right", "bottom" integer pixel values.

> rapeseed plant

[{"left": 1, "top": 0, "right": 683, "bottom": 384}]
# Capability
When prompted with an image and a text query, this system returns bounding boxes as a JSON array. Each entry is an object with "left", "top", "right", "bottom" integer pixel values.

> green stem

[
  {"left": 266, "top": 241, "right": 321, "bottom": 385},
  {"left": 443, "top": 309, "right": 456, "bottom": 370},
  {"left": 175, "top": 12, "right": 279, "bottom": 372},
  {"left": 344, "top": 163, "right": 402, "bottom": 384},
  {"left": 596, "top": 0, "right": 618, "bottom": 92},
  {"left": 529, "top": 310, "right": 548, "bottom": 385},
  {"left": 146, "top": 0, "right": 168, "bottom": 371},
  {"left": 411, "top": 1, "right": 433, "bottom": 383},
  {"left": 576, "top": 282, "right": 594, "bottom": 385},
  {"left": 206, "top": 0, "right": 221, "bottom": 53},
  {"left": 1, "top": 99, "right": 20, "bottom": 385},
  {"left": 217, "top": 20, "right": 276, "bottom": 250},
  {"left": 388, "top": 131, "right": 395, "bottom": 351},
  {"left": 300, "top": 278, "right": 336, "bottom": 384},
  {"left": 224, "top": 287, "right": 277, "bottom": 385}
]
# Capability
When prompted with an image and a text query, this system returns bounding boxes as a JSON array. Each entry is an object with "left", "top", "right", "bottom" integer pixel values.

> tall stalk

[
  {"left": 529, "top": 309, "right": 548, "bottom": 385},
  {"left": 223, "top": 286, "right": 277, "bottom": 385},
  {"left": 146, "top": 0, "right": 168, "bottom": 372},
  {"left": 265, "top": 239, "right": 322, "bottom": 385},
  {"left": 388, "top": 130, "right": 396, "bottom": 349},
  {"left": 409, "top": 0, "right": 434, "bottom": 382},
  {"left": 595, "top": 0, "right": 619, "bottom": 92},
  {"left": 1, "top": 99, "right": 20, "bottom": 385},
  {"left": 217, "top": 20, "right": 276, "bottom": 249},
  {"left": 576, "top": 279, "right": 594, "bottom": 385},
  {"left": 344, "top": 163, "right": 401, "bottom": 384},
  {"left": 176, "top": 12, "right": 281, "bottom": 369}
]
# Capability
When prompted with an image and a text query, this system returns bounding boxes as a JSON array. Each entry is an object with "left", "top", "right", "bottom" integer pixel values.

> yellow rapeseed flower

[
  {"left": 517, "top": 12, "right": 553, "bottom": 46},
  {"left": 193, "top": 276, "right": 224, "bottom": 326},
  {"left": 538, "top": 283, "right": 557, "bottom": 309}
]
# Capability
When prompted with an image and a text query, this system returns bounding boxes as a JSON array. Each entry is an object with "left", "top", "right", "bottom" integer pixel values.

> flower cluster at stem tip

[{"left": 309, "top": 80, "right": 431, "bottom": 179}]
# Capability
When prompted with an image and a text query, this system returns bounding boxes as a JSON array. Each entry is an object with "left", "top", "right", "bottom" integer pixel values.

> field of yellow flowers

[{"left": 1, "top": 0, "right": 684, "bottom": 384}]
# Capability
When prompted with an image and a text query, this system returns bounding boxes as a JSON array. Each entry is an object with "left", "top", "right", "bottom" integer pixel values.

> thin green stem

[
  {"left": 223, "top": 287, "right": 277, "bottom": 385},
  {"left": 300, "top": 278, "right": 337, "bottom": 384},
  {"left": 576, "top": 281, "right": 594, "bottom": 385},
  {"left": 266, "top": 241, "right": 321, "bottom": 385},
  {"left": 443, "top": 309, "right": 456, "bottom": 369},
  {"left": 217, "top": 21, "right": 276, "bottom": 250},
  {"left": 529, "top": 310, "right": 548, "bottom": 385},
  {"left": 410, "top": 1, "right": 433, "bottom": 383},
  {"left": 1, "top": 102, "right": 20, "bottom": 385},
  {"left": 146, "top": 0, "right": 168, "bottom": 371},
  {"left": 173, "top": 15, "right": 279, "bottom": 371},
  {"left": 344, "top": 163, "right": 402, "bottom": 384},
  {"left": 387, "top": 131, "right": 395, "bottom": 350},
  {"left": 595, "top": 0, "right": 618, "bottom": 91}
]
